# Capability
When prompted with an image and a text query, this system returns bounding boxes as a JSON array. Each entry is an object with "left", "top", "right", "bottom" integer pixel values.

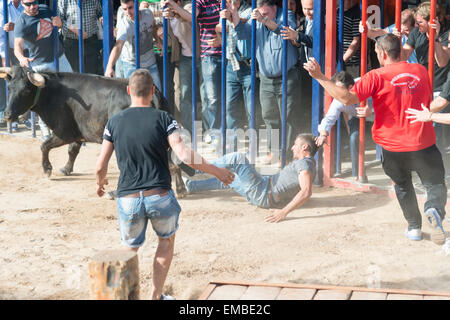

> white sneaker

[
  {"left": 160, "top": 293, "right": 175, "bottom": 300},
  {"left": 404, "top": 228, "right": 422, "bottom": 241}
]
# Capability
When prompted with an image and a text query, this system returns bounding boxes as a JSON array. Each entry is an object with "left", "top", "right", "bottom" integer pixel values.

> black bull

[{"left": 1, "top": 66, "right": 192, "bottom": 198}]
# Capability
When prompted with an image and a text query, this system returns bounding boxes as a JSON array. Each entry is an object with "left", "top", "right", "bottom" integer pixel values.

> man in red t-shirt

[{"left": 304, "top": 33, "right": 447, "bottom": 245}]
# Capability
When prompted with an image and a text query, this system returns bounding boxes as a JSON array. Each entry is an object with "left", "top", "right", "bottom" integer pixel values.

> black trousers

[
  {"left": 381, "top": 145, "right": 447, "bottom": 230},
  {"left": 63, "top": 35, "right": 101, "bottom": 74}
]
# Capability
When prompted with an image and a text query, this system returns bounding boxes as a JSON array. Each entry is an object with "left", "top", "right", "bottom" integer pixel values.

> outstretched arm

[
  {"left": 265, "top": 170, "right": 313, "bottom": 223},
  {"left": 303, "top": 57, "right": 360, "bottom": 106},
  {"left": 406, "top": 102, "right": 450, "bottom": 125},
  {"left": 168, "top": 131, "right": 234, "bottom": 185}
]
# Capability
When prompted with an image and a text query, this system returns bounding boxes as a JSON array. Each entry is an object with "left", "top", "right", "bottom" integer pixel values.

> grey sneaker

[
  {"left": 404, "top": 228, "right": 422, "bottom": 241},
  {"left": 425, "top": 208, "right": 446, "bottom": 245}
]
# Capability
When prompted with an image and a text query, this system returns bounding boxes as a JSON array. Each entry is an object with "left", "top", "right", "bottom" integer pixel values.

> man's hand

[
  {"left": 52, "top": 16, "right": 63, "bottom": 28},
  {"left": 392, "top": 26, "right": 402, "bottom": 37},
  {"left": 207, "top": 35, "right": 221, "bottom": 47},
  {"left": 162, "top": 8, "right": 175, "bottom": 19},
  {"left": 281, "top": 26, "right": 298, "bottom": 42},
  {"left": 315, "top": 134, "right": 328, "bottom": 147},
  {"left": 97, "top": 178, "right": 109, "bottom": 197},
  {"left": 356, "top": 105, "right": 371, "bottom": 118},
  {"left": 358, "top": 20, "right": 370, "bottom": 34},
  {"left": 405, "top": 104, "right": 432, "bottom": 123},
  {"left": 303, "top": 57, "right": 325, "bottom": 80},
  {"left": 220, "top": 9, "right": 232, "bottom": 21},
  {"left": 265, "top": 209, "right": 287, "bottom": 223},
  {"left": 3, "top": 22, "right": 14, "bottom": 32},
  {"left": 214, "top": 167, "right": 235, "bottom": 186},
  {"left": 18, "top": 56, "right": 34, "bottom": 68},
  {"left": 105, "top": 66, "right": 115, "bottom": 77},
  {"left": 429, "top": 17, "right": 441, "bottom": 37},
  {"left": 251, "top": 9, "right": 263, "bottom": 23}
]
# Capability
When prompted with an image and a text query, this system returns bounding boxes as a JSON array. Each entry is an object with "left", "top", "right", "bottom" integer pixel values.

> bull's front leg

[
  {"left": 40, "top": 135, "right": 66, "bottom": 177},
  {"left": 59, "top": 141, "right": 82, "bottom": 176}
]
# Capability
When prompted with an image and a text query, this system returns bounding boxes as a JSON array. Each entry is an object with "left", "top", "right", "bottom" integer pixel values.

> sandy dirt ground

[{"left": 0, "top": 133, "right": 449, "bottom": 300}]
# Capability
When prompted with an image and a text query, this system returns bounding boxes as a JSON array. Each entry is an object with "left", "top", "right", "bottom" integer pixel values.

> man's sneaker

[
  {"left": 404, "top": 228, "right": 422, "bottom": 241},
  {"left": 425, "top": 208, "right": 446, "bottom": 245},
  {"left": 24, "top": 119, "right": 33, "bottom": 130},
  {"left": 181, "top": 176, "right": 191, "bottom": 194},
  {"left": 160, "top": 293, "right": 175, "bottom": 300},
  {"left": 11, "top": 122, "right": 18, "bottom": 132}
]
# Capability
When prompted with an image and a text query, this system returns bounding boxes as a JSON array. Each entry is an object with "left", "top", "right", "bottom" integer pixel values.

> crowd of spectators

[{"left": 0, "top": 0, "right": 448, "bottom": 175}]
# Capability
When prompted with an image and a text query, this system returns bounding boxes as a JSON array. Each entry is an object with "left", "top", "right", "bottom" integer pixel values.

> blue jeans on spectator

[
  {"left": 122, "top": 60, "right": 162, "bottom": 92},
  {"left": 179, "top": 54, "right": 193, "bottom": 134},
  {"left": 200, "top": 55, "right": 222, "bottom": 131},
  {"left": 31, "top": 54, "right": 73, "bottom": 139},
  {"left": 226, "top": 61, "right": 252, "bottom": 132},
  {"left": 115, "top": 56, "right": 125, "bottom": 79},
  {"left": 185, "top": 152, "right": 271, "bottom": 208},
  {"left": 348, "top": 117, "right": 359, "bottom": 177}
]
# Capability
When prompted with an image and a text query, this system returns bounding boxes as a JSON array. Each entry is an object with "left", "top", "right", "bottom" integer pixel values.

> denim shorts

[{"left": 116, "top": 190, "right": 181, "bottom": 248}]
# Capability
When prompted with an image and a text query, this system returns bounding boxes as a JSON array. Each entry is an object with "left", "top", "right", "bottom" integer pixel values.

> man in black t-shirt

[
  {"left": 95, "top": 69, "right": 234, "bottom": 300},
  {"left": 402, "top": 2, "right": 449, "bottom": 93}
]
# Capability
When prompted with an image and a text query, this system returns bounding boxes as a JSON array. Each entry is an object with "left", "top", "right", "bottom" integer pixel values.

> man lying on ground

[{"left": 184, "top": 133, "right": 318, "bottom": 223}]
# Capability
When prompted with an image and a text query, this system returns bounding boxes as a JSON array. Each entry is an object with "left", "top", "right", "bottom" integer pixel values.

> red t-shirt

[{"left": 352, "top": 61, "right": 435, "bottom": 152}]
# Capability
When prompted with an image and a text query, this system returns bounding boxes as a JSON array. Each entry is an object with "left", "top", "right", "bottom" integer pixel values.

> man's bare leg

[{"left": 151, "top": 234, "right": 175, "bottom": 300}]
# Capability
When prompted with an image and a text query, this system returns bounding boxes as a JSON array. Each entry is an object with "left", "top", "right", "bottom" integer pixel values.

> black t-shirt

[
  {"left": 440, "top": 71, "right": 450, "bottom": 101},
  {"left": 14, "top": 5, "right": 64, "bottom": 65},
  {"left": 338, "top": 4, "right": 361, "bottom": 67},
  {"left": 103, "top": 107, "right": 179, "bottom": 197},
  {"left": 406, "top": 27, "right": 449, "bottom": 92}
]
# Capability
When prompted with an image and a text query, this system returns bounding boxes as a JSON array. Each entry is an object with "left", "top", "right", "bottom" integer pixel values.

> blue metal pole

[
  {"left": 52, "top": 0, "right": 59, "bottom": 71},
  {"left": 336, "top": 0, "right": 344, "bottom": 174},
  {"left": 102, "top": 0, "right": 114, "bottom": 72},
  {"left": 221, "top": 0, "right": 227, "bottom": 155},
  {"left": 281, "top": 0, "right": 287, "bottom": 168},
  {"left": 380, "top": 0, "right": 384, "bottom": 28},
  {"left": 134, "top": 0, "right": 140, "bottom": 69},
  {"left": 249, "top": 0, "right": 256, "bottom": 163},
  {"left": 191, "top": 0, "right": 197, "bottom": 151},
  {"left": 312, "top": 0, "right": 325, "bottom": 186},
  {"left": 163, "top": 7, "right": 168, "bottom": 98},
  {"left": 2, "top": 0, "right": 8, "bottom": 68},
  {"left": 78, "top": 0, "right": 84, "bottom": 73}
]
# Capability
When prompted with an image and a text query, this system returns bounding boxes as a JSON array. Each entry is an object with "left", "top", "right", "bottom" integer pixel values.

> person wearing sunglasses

[{"left": 13, "top": 0, "right": 73, "bottom": 141}]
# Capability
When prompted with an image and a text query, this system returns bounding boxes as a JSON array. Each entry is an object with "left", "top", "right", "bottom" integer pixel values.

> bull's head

[{"left": 0, "top": 66, "right": 46, "bottom": 122}]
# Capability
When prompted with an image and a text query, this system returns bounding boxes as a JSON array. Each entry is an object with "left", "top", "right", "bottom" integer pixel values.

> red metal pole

[
  {"left": 359, "top": 0, "right": 368, "bottom": 182},
  {"left": 395, "top": 0, "right": 401, "bottom": 32},
  {"left": 428, "top": 0, "right": 436, "bottom": 92},
  {"left": 324, "top": 0, "right": 337, "bottom": 184}
]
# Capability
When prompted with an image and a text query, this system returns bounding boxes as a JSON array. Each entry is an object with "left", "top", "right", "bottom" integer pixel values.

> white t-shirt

[{"left": 116, "top": 9, "right": 156, "bottom": 67}]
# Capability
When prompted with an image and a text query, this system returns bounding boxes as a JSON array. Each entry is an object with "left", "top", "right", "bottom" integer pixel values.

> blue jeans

[
  {"left": 179, "top": 54, "right": 193, "bottom": 133},
  {"left": 200, "top": 56, "right": 222, "bottom": 130},
  {"left": 226, "top": 62, "right": 252, "bottom": 131},
  {"left": 122, "top": 60, "right": 162, "bottom": 92},
  {"left": 115, "top": 56, "right": 125, "bottom": 79},
  {"left": 116, "top": 190, "right": 181, "bottom": 248},
  {"left": 348, "top": 117, "right": 359, "bottom": 177},
  {"left": 186, "top": 152, "right": 271, "bottom": 208}
]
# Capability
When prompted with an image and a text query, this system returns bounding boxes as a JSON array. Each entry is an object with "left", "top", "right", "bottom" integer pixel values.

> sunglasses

[{"left": 23, "top": 0, "right": 39, "bottom": 6}]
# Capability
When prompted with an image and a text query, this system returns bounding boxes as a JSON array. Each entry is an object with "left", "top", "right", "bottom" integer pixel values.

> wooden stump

[{"left": 88, "top": 250, "right": 140, "bottom": 300}]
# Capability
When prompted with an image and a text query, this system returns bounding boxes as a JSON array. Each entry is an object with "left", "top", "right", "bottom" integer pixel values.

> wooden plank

[
  {"left": 314, "top": 290, "right": 351, "bottom": 300},
  {"left": 276, "top": 288, "right": 316, "bottom": 300},
  {"left": 387, "top": 294, "right": 423, "bottom": 300},
  {"left": 207, "top": 280, "right": 450, "bottom": 298},
  {"left": 198, "top": 283, "right": 217, "bottom": 300},
  {"left": 240, "top": 286, "right": 281, "bottom": 300},
  {"left": 423, "top": 296, "right": 450, "bottom": 300},
  {"left": 350, "top": 291, "right": 387, "bottom": 300},
  {"left": 207, "top": 285, "right": 247, "bottom": 300}
]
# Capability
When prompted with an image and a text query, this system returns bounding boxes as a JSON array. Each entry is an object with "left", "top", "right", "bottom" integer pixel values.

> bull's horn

[
  {"left": 27, "top": 71, "right": 45, "bottom": 87},
  {"left": 0, "top": 67, "right": 12, "bottom": 78}
]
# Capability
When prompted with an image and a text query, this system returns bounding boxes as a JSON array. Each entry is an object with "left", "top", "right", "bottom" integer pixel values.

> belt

[{"left": 123, "top": 188, "right": 169, "bottom": 198}]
